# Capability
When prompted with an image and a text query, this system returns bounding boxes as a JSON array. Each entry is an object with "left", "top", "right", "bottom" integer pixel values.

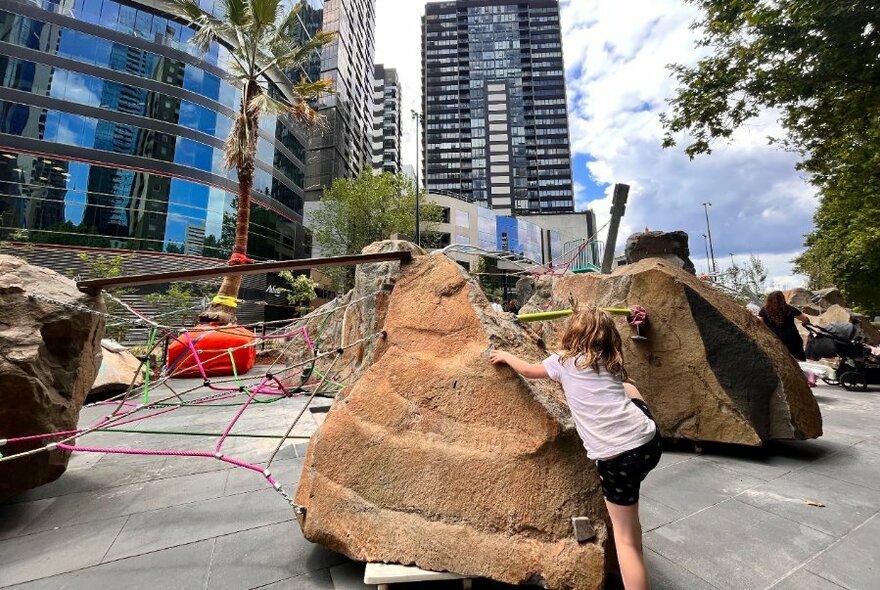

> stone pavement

[{"left": 1, "top": 380, "right": 878, "bottom": 589}]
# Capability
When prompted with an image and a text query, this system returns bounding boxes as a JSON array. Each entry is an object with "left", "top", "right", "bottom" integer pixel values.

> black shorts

[{"left": 596, "top": 399, "right": 662, "bottom": 506}]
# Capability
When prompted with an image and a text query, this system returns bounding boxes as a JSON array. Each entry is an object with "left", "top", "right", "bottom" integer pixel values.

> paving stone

[
  {"left": 5, "top": 456, "right": 167, "bottom": 503},
  {"left": 639, "top": 496, "right": 685, "bottom": 533},
  {"left": 206, "top": 521, "right": 347, "bottom": 590},
  {"left": 0, "top": 498, "right": 53, "bottom": 541},
  {"left": 853, "top": 436, "right": 880, "bottom": 456},
  {"left": 769, "top": 568, "right": 846, "bottom": 589},
  {"left": 103, "top": 488, "right": 292, "bottom": 561},
  {"left": 0, "top": 516, "right": 127, "bottom": 587},
  {"left": 697, "top": 439, "right": 836, "bottom": 482},
  {"left": 639, "top": 458, "right": 764, "bottom": 516},
  {"left": 804, "top": 444, "right": 880, "bottom": 491},
  {"left": 645, "top": 499, "right": 835, "bottom": 590},
  {"left": 644, "top": 549, "right": 717, "bottom": 589},
  {"left": 255, "top": 569, "right": 335, "bottom": 590},
  {"left": 7, "top": 539, "right": 214, "bottom": 590},
  {"left": 223, "top": 458, "right": 303, "bottom": 496},
  {"left": 17, "top": 469, "right": 229, "bottom": 535},
  {"left": 738, "top": 470, "right": 880, "bottom": 538},
  {"left": 329, "top": 562, "right": 371, "bottom": 590},
  {"left": 654, "top": 449, "right": 698, "bottom": 471},
  {"left": 806, "top": 514, "right": 880, "bottom": 589}
]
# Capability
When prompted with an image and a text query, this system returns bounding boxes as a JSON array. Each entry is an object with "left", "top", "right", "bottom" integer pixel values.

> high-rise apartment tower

[
  {"left": 300, "top": 0, "right": 377, "bottom": 201},
  {"left": 372, "top": 64, "right": 401, "bottom": 174},
  {"left": 422, "top": 0, "right": 574, "bottom": 215}
]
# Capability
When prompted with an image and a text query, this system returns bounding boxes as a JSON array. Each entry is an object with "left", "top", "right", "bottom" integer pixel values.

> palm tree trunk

[{"left": 199, "top": 80, "right": 261, "bottom": 325}]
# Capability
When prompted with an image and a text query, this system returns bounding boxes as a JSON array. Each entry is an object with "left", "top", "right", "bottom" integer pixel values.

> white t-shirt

[
  {"left": 542, "top": 354, "right": 657, "bottom": 460},
  {"left": 491, "top": 302, "right": 504, "bottom": 312}
]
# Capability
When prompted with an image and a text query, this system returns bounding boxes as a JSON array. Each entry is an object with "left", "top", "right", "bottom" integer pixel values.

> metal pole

[
  {"left": 601, "top": 183, "right": 629, "bottom": 274},
  {"left": 701, "top": 233, "right": 711, "bottom": 274},
  {"left": 411, "top": 110, "right": 421, "bottom": 246},
  {"left": 702, "top": 202, "right": 717, "bottom": 273}
]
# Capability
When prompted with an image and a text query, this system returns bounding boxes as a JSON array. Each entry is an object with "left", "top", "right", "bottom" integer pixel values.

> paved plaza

[{"left": 1, "top": 380, "right": 878, "bottom": 590}]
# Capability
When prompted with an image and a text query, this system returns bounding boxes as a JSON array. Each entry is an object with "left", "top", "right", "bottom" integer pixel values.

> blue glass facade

[{"left": 0, "top": 0, "right": 311, "bottom": 260}]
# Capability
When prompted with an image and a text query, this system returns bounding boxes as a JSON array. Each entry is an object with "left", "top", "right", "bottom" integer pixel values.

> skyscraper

[
  {"left": 372, "top": 64, "right": 401, "bottom": 174},
  {"left": 300, "top": 0, "right": 377, "bottom": 201},
  {"left": 422, "top": 0, "right": 574, "bottom": 215}
]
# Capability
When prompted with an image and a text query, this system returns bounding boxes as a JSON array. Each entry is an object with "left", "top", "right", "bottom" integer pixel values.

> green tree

[
  {"left": 173, "top": 0, "right": 334, "bottom": 324},
  {"left": 278, "top": 271, "right": 318, "bottom": 313},
  {"left": 718, "top": 254, "right": 768, "bottom": 304},
  {"left": 77, "top": 253, "right": 132, "bottom": 342},
  {"left": 309, "top": 170, "right": 443, "bottom": 289},
  {"left": 145, "top": 284, "right": 199, "bottom": 325},
  {"left": 662, "top": 0, "right": 880, "bottom": 313}
]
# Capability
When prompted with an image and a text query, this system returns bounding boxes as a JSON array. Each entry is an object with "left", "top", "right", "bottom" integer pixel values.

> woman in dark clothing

[{"left": 758, "top": 291, "right": 812, "bottom": 361}]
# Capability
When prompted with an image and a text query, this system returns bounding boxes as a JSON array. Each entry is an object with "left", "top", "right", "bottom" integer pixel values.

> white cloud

[{"left": 376, "top": 0, "right": 815, "bottom": 285}]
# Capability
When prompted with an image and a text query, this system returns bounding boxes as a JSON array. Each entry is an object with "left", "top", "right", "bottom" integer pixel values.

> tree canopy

[
  {"left": 662, "top": 0, "right": 880, "bottom": 314},
  {"left": 309, "top": 170, "right": 442, "bottom": 289}
]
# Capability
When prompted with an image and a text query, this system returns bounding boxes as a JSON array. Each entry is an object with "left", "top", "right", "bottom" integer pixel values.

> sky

[{"left": 373, "top": 0, "right": 817, "bottom": 288}]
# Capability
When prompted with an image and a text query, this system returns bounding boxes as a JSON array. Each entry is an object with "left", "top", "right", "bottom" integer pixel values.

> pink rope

[
  {"left": 214, "top": 377, "right": 269, "bottom": 453},
  {"left": 4, "top": 429, "right": 83, "bottom": 444},
  {"left": 57, "top": 443, "right": 215, "bottom": 459},
  {"left": 3, "top": 323, "right": 329, "bottom": 501}
]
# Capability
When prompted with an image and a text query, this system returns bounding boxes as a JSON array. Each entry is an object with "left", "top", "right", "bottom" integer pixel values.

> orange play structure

[{"left": 165, "top": 325, "right": 257, "bottom": 378}]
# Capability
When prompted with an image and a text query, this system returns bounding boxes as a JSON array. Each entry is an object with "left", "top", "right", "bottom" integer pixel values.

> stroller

[{"left": 805, "top": 322, "right": 880, "bottom": 391}]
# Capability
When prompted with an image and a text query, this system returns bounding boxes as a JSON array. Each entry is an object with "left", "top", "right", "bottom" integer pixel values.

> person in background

[
  {"left": 506, "top": 299, "right": 520, "bottom": 315},
  {"left": 758, "top": 290, "right": 811, "bottom": 361},
  {"left": 490, "top": 296, "right": 504, "bottom": 313}
]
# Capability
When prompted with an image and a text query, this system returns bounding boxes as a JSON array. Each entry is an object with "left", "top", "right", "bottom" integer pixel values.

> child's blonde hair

[{"left": 559, "top": 307, "right": 627, "bottom": 380}]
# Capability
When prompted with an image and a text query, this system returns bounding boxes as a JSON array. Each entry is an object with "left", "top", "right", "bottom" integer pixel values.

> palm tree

[{"left": 173, "top": 0, "right": 334, "bottom": 325}]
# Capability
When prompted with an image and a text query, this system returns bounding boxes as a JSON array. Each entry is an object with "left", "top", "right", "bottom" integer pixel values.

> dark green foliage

[
  {"left": 662, "top": 0, "right": 880, "bottom": 313},
  {"left": 310, "top": 169, "right": 443, "bottom": 289}
]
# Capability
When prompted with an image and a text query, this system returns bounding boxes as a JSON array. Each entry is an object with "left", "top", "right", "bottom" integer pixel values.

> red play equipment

[{"left": 165, "top": 325, "right": 257, "bottom": 378}]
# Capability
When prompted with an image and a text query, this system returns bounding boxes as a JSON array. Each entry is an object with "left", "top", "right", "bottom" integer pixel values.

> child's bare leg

[{"left": 605, "top": 500, "right": 649, "bottom": 590}]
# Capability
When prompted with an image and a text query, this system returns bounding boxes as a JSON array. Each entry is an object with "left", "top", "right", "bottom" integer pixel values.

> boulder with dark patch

[
  {"left": 525, "top": 258, "right": 821, "bottom": 445},
  {"left": 811, "top": 287, "right": 847, "bottom": 310},
  {"left": 296, "top": 253, "right": 610, "bottom": 590},
  {"left": 624, "top": 230, "right": 696, "bottom": 275},
  {"left": 0, "top": 256, "right": 104, "bottom": 500}
]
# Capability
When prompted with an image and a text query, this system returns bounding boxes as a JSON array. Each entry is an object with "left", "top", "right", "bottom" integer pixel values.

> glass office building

[
  {"left": 0, "top": 0, "right": 311, "bottom": 261},
  {"left": 422, "top": 0, "right": 575, "bottom": 215}
]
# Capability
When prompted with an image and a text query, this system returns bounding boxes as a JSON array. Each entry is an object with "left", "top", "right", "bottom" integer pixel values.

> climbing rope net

[{"left": 0, "top": 287, "right": 386, "bottom": 510}]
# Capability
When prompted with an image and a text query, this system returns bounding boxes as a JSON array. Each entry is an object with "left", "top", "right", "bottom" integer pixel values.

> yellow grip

[{"left": 212, "top": 295, "right": 240, "bottom": 308}]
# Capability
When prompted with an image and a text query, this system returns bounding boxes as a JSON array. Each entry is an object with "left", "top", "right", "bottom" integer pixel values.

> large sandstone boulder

[
  {"left": 524, "top": 259, "right": 822, "bottom": 445},
  {"left": 0, "top": 256, "right": 104, "bottom": 500},
  {"left": 89, "top": 339, "right": 145, "bottom": 396},
  {"left": 286, "top": 240, "right": 424, "bottom": 387},
  {"left": 811, "top": 287, "right": 847, "bottom": 310},
  {"left": 784, "top": 288, "right": 813, "bottom": 309},
  {"left": 295, "top": 253, "right": 610, "bottom": 589},
  {"left": 624, "top": 230, "right": 696, "bottom": 275}
]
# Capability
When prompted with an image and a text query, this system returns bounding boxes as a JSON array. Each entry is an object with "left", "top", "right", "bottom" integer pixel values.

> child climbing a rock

[{"left": 489, "top": 307, "right": 661, "bottom": 590}]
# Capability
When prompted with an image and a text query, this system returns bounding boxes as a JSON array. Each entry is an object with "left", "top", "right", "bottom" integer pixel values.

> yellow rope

[{"left": 211, "top": 295, "right": 240, "bottom": 308}]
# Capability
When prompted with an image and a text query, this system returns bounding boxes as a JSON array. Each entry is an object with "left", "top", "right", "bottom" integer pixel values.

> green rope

[
  {"left": 227, "top": 348, "right": 244, "bottom": 390},
  {"left": 143, "top": 327, "right": 158, "bottom": 404}
]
